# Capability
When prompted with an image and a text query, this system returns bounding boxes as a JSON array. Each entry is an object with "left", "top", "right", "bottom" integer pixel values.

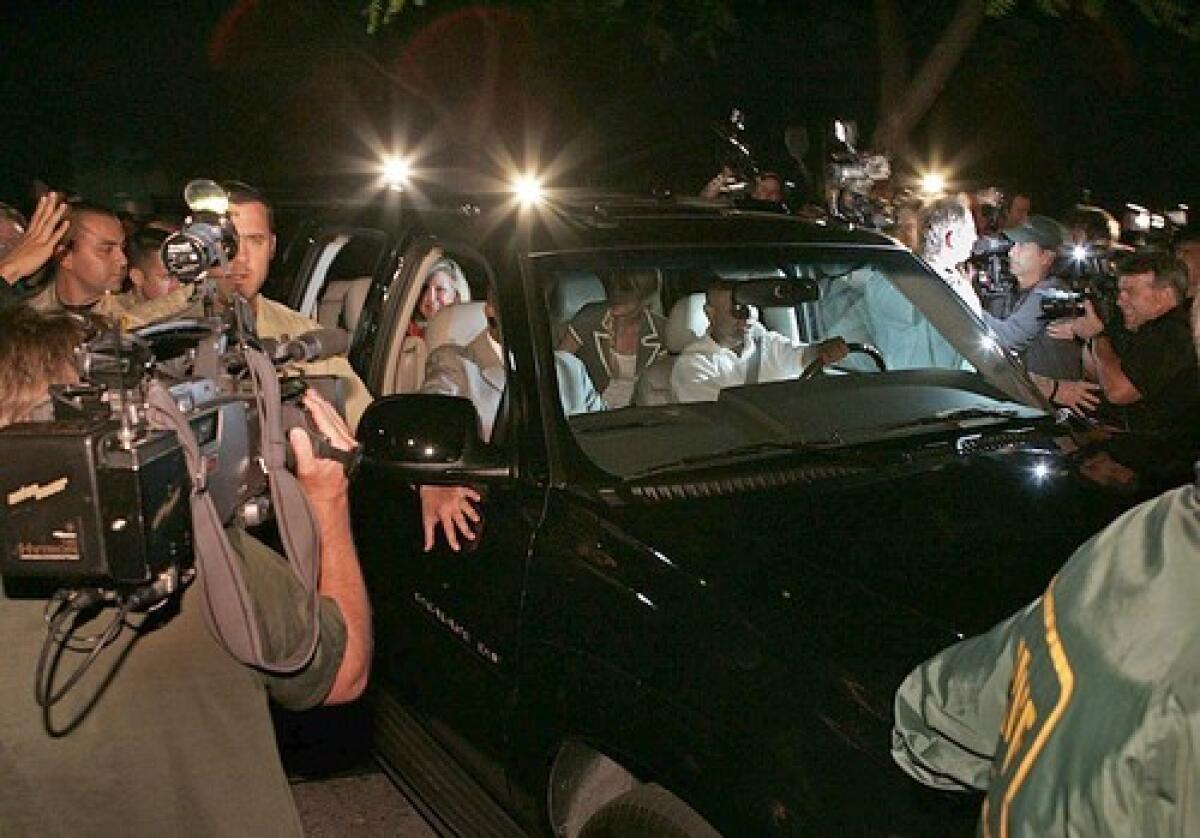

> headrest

[
  {"left": 665, "top": 293, "right": 708, "bottom": 352},
  {"left": 425, "top": 301, "right": 488, "bottom": 354},
  {"left": 548, "top": 271, "right": 605, "bottom": 326},
  {"left": 342, "top": 277, "right": 371, "bottom": 334}
]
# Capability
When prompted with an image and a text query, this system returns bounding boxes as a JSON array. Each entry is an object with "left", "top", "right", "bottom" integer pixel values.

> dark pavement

[{"left": 276, "top": 703, "right": 437, "bottom": 837}]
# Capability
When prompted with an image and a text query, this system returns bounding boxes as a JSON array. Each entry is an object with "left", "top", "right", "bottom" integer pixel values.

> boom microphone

[{"left": 265, "top": 329, "right": 350, "bottom": 363}]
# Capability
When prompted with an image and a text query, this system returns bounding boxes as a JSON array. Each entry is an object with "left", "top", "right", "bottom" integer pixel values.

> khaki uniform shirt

[
  {"left": 893, "top": 472, "right": 1200, "bottom": 836},
  {"left": 114, "top": 288, "right": 372, "bottom": 432},
  {"left": 25, "top": 280, "right": 132, "bottom": 320}
]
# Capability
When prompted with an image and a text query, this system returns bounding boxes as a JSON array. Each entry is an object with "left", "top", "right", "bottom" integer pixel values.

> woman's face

[
  {"left": 607, "top": 277, "right": 648, "bottom": 318},
  {"left": 419, "top": 270, "right": 459, "bottom": 320}
]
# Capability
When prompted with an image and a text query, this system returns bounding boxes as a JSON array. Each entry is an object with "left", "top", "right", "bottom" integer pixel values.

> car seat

[
  {"left": 317, "top": 276, "right": 372, "bottom": 334},
  {"left": 634, "top": 293, "right": 708, "bottom": 406}
]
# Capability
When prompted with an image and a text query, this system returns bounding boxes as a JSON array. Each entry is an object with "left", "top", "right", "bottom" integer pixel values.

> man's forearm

[
  {"left": 310, "top": 495, "right": 372, "bottom": 704},
  {"left": 1088, "top": 336, "right": 1141, "bottom": 405}
]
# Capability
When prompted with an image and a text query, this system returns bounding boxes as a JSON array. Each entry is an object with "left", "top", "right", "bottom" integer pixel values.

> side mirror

[{"left": 356, "top": 394, "right": 508, "bottom": 482}]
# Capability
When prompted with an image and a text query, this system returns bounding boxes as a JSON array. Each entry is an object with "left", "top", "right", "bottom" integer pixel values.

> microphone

[{"left": 264, "top": 328, "right": 350, "bottom": 364}]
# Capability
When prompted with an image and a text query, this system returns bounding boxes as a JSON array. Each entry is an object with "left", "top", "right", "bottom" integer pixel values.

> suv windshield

[{"left": 537, "top": 245, "right": 1046, "bottom": 478}]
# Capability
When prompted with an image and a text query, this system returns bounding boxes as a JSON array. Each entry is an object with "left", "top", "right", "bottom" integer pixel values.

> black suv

[{"left": 284, "top": 189, "right": 1142, "bottom": 835}]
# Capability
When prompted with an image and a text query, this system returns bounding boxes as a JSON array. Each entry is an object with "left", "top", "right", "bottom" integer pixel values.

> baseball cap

[{"left": 1004, "top": 214, "right": 1064, "bottom": 250}]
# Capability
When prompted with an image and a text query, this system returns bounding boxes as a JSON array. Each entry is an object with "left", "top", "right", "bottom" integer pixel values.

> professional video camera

[
  {"left": 825, "top": 119, "right": 893, "bottom": 229},
  {"left": 968, "top": 234, "right": 1015, "bottom": 297},
  {"left": 1041, "top": 240, "right": 1119, "bottom": 324},
  {"left": 0, "top": 180, "right": 351, "bottom": 717}
]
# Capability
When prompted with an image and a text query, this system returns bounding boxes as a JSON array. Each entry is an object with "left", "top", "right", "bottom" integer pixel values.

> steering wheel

[{"left": 799, "top": 341, "right": 887, "bottom": 381}]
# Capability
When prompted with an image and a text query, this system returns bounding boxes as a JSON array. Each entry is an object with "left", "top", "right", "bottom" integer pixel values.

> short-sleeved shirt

[
  {"left": 1103, "top": 303, "right": 1199, "bottom": 438},
  {"left": 0, "top": 529, "right": 347, "bottom": 837}
]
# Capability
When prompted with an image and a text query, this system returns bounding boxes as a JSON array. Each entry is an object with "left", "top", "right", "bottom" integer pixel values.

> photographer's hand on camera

[
  {"left": 286, "top": 388, "right": 371, "bottom": 705},
  {"left": 1070, "top": 298, "right": 1106, "bottom": 341},
  {"left": 288, "top": 388, "right": 358, "bottom": 503}
]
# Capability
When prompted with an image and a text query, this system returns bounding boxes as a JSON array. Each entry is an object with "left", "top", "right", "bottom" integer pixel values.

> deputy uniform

[{"left": 893, "top": 465, "right": 1200, "bottom": 836}]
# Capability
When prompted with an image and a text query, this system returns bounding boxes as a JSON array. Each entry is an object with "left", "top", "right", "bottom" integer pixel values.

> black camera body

[
  {"left": 0, "top": 417, "right": 191, "bottom": 588},
  {"left": 969, "top": 234, "right": 1015, "bottom": 297},
  {"left": 1043, "top": 241, "right": 1119, "bottom": 325}
]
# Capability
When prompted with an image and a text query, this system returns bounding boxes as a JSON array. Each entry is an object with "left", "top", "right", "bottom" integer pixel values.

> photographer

[
  {"left": 1065, "top": 251, "right": 1198, "bottom": 447},
  {"left": 0, "top": 307, "right": 371, "bottom": 836},
  {"left": 971, "top": 215, "right": 1083, "bottom": 380}
]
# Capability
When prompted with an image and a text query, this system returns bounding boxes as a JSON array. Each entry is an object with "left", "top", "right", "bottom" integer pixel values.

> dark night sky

[{"left": 0, "top": 0, "right": 1196, "bottom": 219}]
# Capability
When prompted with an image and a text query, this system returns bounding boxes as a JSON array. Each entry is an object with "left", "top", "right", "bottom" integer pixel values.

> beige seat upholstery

[
  {"left": 425, "top": 301, "right": 488, "bottom": 354},
  {"left": 634, "top": 293, "right": 709, "bottom": 406},
  {"left": 393, "top": 301, "right": 488, "bottom": 395},
  {"left": 548, "top": 271, "right": 605, "bottom": 344},
  {"left": 317, "top": 276, "right": 372, "bottom": 334}
]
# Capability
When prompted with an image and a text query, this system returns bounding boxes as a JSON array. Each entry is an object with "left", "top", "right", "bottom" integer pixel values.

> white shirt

[
  {"left": 670, "top": 325, "right": 818, "bottom": 403},
  {"left": 602, "top": 351, "right": 638, "bottom": 408}
]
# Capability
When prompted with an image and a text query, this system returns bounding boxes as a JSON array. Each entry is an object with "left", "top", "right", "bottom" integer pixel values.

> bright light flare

[
  {"left": 511, "top": 173, "right": 545, "bottom": 207},
  {"left": 1071, "top": 244, "right": 1088, "bottom": 261},
  {"left": 919, "top": 171, "right": 947, "bottom": 196},
  {"left": 1031, "top": 461, "right": 1051, "bottom": 482},
  {"left": 382, "top": 155, "right": 412, "bottom": 190}
]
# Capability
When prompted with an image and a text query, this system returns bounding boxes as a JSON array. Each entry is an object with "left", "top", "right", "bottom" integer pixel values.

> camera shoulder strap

[{"left": 145, "top": 358, "right": 320, "bottom": 673}]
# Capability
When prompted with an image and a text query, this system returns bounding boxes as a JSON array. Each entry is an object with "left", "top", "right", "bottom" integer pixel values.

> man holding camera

[
  {"left": 0, "top": 306, "right": 371, "bottom": 836},
  {"left": 972, "top": 215, "right": 1082, "bottom": 381},
  {"left": 1066, "top": 251, "right": 1198, "bottom": 444}
]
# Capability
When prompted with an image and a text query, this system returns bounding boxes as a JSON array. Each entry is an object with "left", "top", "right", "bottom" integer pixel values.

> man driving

[{"left": 670, "top": 280, "right": 849, "bottom": 403}]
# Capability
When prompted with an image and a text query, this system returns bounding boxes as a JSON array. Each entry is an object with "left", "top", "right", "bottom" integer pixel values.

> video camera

[
  {"left": 968, "top": 234, "right": 1015, "bottom": 298},
  {"left": 0, "top": 180, "right": 348, "bottom": 610},
  {"left": 1041, "top": 240, "right": 1119, "bottom": 323},
  {"left": 825, "top": 119, "right": 893, "bottom": 229}
]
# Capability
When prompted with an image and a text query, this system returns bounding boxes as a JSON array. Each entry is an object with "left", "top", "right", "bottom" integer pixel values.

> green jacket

[{"left": 893, "top": 469, "right": 1200, "bottom": 837}]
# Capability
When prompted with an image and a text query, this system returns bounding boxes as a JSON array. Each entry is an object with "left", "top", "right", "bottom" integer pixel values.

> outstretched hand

[
  {"left": 1053, "top": 379, "right": 1102, "bottom": 414},
  {"left": 419, "top": 485, "right": 482, "bottom": 552},
  {"left": 0, "top": 193, "right": 70, "bottom": 284}
]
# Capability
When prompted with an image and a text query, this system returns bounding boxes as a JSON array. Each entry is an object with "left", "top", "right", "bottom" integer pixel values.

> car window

[
  {"left": 294, "top": 229, "right": 389, "bottom": 321},
  {"left": 535, "top": 246, "right": 1045, "bottom": 478}
]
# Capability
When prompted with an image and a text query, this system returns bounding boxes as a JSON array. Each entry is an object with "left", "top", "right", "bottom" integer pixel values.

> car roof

[{"left": 406, "top": 190, "right": 903, "bottom": 255}]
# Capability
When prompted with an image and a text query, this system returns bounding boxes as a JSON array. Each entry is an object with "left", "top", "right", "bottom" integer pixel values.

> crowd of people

[
  {"left": 0, "top": 172, "right": 1196, "bottom": 836},
  {"left": 908, "top": 191, "right": 1199, "bottom": 488}
]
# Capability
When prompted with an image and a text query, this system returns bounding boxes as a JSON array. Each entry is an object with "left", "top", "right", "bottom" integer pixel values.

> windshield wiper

[
  {"left": 628, "top": 438, "right": 836, "bottom": 479},
  {"left": 877, "top": 406, "right": 1030, "bottom": 433}
]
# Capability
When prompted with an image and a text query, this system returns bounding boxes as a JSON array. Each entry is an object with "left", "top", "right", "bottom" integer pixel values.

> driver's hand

[
  {"left": 815, "top": 337, "right": 849, "bottom": 366},
  {"left": 419, "top": 484, "right": 482, "bottom": 553}
]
